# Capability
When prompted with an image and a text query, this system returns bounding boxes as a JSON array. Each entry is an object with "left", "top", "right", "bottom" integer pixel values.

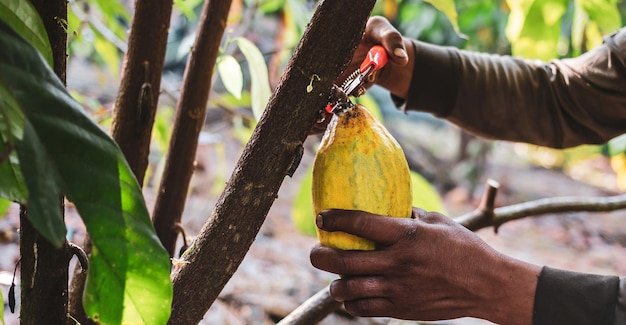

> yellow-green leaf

[
  {"left": 234, "top": 37, "right": 271, "bottom": 122},
  {"left": 505, "top": 0, "right": 568, "bottom": 60},
  {"left": 410, "top": 171, "right": 446, "bottom": 214},
  {"left": 424, "top": 0, "right": 465, "bottom": 37},
  {"left": 217, "top": 54, "right": 243, "bottom": 100}
]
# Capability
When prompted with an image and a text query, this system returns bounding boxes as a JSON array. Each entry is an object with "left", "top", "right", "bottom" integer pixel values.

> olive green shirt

[{"left": 406, "top": 29, "right": 626, "bottom": 149}]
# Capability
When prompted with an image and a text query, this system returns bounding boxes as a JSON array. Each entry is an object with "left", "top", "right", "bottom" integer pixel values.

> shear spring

[{"left": 341, "top": 70, "right": 360, "bottom": 90}]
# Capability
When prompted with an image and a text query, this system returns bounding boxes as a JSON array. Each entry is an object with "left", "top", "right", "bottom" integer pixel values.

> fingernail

[
  {"left": 316, "top": 214, "right": 324, "bottom": 229},
  {"left": 393, "top": 47, "right": 408, "bottom": 59}
]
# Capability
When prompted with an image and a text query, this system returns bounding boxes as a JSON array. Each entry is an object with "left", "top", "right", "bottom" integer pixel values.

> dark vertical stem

[
  {"left": 109, "top": 0, "right": 174, "bottom": 186},
  {"left": 168, "top": 1, "right": 376, "bottom": 323},
  {"left": 19, "top": 1, "right": 69, "bottom": 324},
  {"left": 19, "top": 207, "right": 72, "bottom": 325},
  {"left": 68, "top": 0, "right": 174, "bottom": 322},
  {"left": 152, "top": 0, "right": 233, "bottom": 257}
]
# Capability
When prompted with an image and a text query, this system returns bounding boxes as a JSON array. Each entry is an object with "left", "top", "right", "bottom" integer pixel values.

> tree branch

[
  {"left": 279, "top": 179, "right": 626, "bottom": 324},
  {"left": 152, "top": 0, "right": 233, "bottom": 257},
  {"left": 168, "top": 1, "right": 377, "bottom": 323},
  {"left": 276, "top": 284, "right": 341, "bottom": 325},
  {"left": 109, "top": 0, "right": 173, "bottom": 185}
]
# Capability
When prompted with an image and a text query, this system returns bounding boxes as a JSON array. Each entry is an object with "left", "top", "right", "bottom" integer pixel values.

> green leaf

[
  {"left": 0, "top": 0, "right": 53, "bottom": 67},
  {"left": 0, "top": 287, "right": 4, "bottom": 325},
  {"left": 0, "top": 82, "right": 28, "bottom": 203},
  {"left": 354, "top": 93, "right": 383, "bottom": 122},
  {"left": 174, "top": 0, "right": 204, "bottom": 20},
  {"left": 93, "top": 0, "right": 131, "bottom": 23},
  {"left": 424, "top": 0, "right": 465, "bottom": 37},
  {"left": 571, "top": 0, "right": 587, "bottom": 55},
  {"left": 0, "top": 196, "right": 9, "bottom": 216},
  {"left": 574, "top": 0, "right": 622, "bottom": 51},
  {"left": 410, "top": 171, "right": 446, "bottom": 214},
  {"left": 578, "top": 0, "right": 621, "bottom": 34},
  {"left": 94, "top": 32, "right": 121, "bottom": 77},
  {"left": 505, "top": 0, "right": 568, "bottom": 60},
  {"left": 18, "top": 119, "right": 67, "bottom": 245},
  {"left": 217, "top": 54, "right": 244, "bottom": 100},
  {"left": 0, "top": 197, "right": 10, "bottom": 219},
  {"left": 258, "top": 0, "right": 286, "bottom": 13},
  {"left": 0, "top": 20, "right": 172, "bottom": 325},
  {"left": 607, "top": 134, "right": 626, "bottom": 156},
  {"left": 291, "top": 165, "right": 316, "bottom": 236},
  {"left": 234, "top": 37, "right": 272, "bottom": 122}
]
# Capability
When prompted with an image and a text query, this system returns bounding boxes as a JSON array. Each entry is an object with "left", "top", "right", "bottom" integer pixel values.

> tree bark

[
  {"left": 152, "top": 0, "right": 233, "bottom": 257},
  {"left": 68, "top": 0, "right": 173, "bottom": 323},
  {"left": 168, "top": 1, "right": 377, "bottom": 323},
  {"left": 19, "top": 1, "right": 70, "bottom": 324},
  {"left": 109, "top": 0, "right": 173, "bottom": 186},
  {"left": 20, "top": 208, "right": 73, "bottom": 325}
]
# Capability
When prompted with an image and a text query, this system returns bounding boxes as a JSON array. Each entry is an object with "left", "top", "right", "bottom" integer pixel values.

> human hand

[
  {"left": 309, "top": 208, "right": 540, "bottom": 325},
  {"left": 337, "top": 16, "right": 415, "bottom": 99},
  {"left": 310, "top": 16, "right": 414, "bottom": 135}
]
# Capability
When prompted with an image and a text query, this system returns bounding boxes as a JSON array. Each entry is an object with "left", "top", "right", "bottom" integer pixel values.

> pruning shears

[{"left": 325, "top": 45, "right": 388, "bottom": 114}]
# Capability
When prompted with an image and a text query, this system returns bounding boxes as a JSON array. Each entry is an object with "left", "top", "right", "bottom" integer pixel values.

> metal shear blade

[{"left": 327, "top": 45, "right": 388, "bottom": 114}]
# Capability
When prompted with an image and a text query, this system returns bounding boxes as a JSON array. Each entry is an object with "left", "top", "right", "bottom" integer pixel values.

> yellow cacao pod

[{"left": 312, "top": 104, "right": 413, "bottom": 250}]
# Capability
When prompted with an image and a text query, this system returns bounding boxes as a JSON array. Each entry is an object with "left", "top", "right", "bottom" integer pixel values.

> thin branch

[
  {"left": 276, "top": 285, "right": 341, "bottom": 325},
  {"left": 68, "top": 242, "right": 89, "bottom": 272},
  {"left": 151, "top": 0, "right": 233, "bottom": 257},
  {"left": 456, "top": 179, "right": 626, "bottom": 232},
  {"left": 280, "top": 179, "right": 626, "bottom": 323}
]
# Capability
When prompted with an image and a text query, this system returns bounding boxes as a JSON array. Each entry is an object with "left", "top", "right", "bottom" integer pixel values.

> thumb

[
  {"left": 317, "top": 209, "right": 410, "bottom": 246},
  {"left": 364, "top": 16, "right": 409, "bottom": 66}
]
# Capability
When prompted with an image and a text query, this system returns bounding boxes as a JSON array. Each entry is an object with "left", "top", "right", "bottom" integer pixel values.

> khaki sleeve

[{"left": 404, "top": 28, "right": 626, "bottom": 148}]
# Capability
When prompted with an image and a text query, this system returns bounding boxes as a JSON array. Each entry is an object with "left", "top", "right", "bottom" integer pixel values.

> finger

[
  {"left": 310, "top": 244, "right": 395, "bottom": 275},
  {"left": 364, "top": 16, "right": 408, "bottom": 65},
  {"left": 413, "top": 207, "right": 454, "bottom": 225},
  {"left": 317, "top": 209, "right": 412, "bottom": 246},
  {"left": 329, "top": 276, "right": 388, "bottom": 302},
  {"left": 308, "top": 111, "right": 332, "bottom": 135},
  {"left": 343, "top": 298, "right": 395, "bottom": 318}
]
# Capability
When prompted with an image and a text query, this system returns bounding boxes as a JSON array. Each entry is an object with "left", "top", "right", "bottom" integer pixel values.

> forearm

[
  {"left": 403, "top": 29, "right": 626, "bottom": 148},
  {"left": 473, "top": 255, "right": 540, "bottom": 325}
]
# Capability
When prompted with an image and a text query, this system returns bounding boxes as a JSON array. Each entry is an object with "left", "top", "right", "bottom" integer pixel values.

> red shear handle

[{"left": 359, "top": 45, "right": 388, "bottom": 74}]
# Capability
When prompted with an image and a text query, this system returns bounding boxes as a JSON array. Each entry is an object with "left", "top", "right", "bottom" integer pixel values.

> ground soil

[{"left": 1, "top": 96, "right": 625, "bottom": 325}]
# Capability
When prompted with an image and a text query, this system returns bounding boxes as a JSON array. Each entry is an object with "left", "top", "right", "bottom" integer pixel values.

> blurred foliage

[
  {"left": 5, "top": 0, "right": 624, "bottom": 322},
  {"left": 59, "top": 0, "right": 625, "bottom": 225},
  {"left": 0, "top": 197, "right": 9, "bottom": 220},
  {"left": 19, "top": 0, "right": 624, "bottom": 227}
]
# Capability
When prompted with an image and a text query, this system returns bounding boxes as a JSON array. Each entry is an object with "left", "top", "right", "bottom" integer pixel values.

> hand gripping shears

[{"left": 325, "top": 45, "right": 388, "bottom": 114}]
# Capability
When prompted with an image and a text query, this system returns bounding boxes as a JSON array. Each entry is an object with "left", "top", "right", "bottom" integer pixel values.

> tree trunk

[
  {"left": 152, "top": 0, "right": 233, "bottom": 257},
  {"left": 68, "top": 0, "right": 173, "bottom": 322},
  {"left": 109, "top": 0, "right": 173, "bottom": 186},
  {"left": 168, "top": 1, "right": 376, "bottom": 323},
  {"left": 19, "top": 1, "right": 69, "bottom": 324}
]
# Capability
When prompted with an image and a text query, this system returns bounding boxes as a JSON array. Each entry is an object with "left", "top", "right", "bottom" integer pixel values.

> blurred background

[{"left": 2, "top": 0, "right": 626, "bottom": 323}]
